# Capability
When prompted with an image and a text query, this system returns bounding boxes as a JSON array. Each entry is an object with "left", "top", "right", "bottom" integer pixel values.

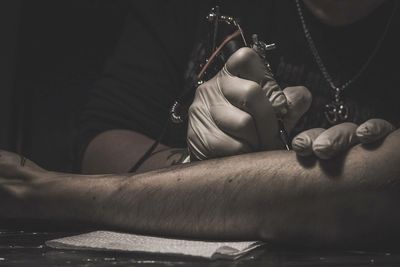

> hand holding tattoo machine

[
  {"left": 170, "top": 6, "right": 291, "bottom": 150},
  {"left": 130, "top": 6, "right": 290, "bottom": 171}
]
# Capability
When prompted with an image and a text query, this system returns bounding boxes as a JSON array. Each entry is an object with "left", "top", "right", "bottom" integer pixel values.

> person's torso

[{"left": 168, "top": 0, "right": 400, "bottom": 146}]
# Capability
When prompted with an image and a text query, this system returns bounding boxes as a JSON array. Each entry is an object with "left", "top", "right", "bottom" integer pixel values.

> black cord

[{"left": 129, "top": 121, "right": 169, "bottom": 173}]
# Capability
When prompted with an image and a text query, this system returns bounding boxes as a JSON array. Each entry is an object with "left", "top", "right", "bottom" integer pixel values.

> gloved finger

[
  {"left": 281, "top": 86, "right": 312, "bottom": 132},
  {"left": 313, "top": 122, "right": 359, "bottom": 159},
  {"left": 292, "top": 128, "right": 325, "bottom": 156},
  {"left": 187, "top": 99, "right": 217, "bottom": 160},
  {"left": 226, "top": 47, "right": 288, "bottom": 117},
  {"left": 187, "top": 108, "right": 251, "bottom": 160},
  {"left": 226, "top": 47, "right": 273, "bottom": 86},
  {"left": 356, "top": 118, "right": 395, "bottom": 144},
  {"left": 263, "top": 80, "right": 288, "bottom": 117},
  {"left": 210, "top": 104, "right": 259, "bottom": 150},
  {"left": 218, "top": 72, "right": 280, "bottom": 150}
]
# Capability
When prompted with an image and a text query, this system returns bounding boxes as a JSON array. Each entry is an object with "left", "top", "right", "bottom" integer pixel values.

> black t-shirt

[{"left": 78, "top": 0, "right": 400, "bottom": 158}]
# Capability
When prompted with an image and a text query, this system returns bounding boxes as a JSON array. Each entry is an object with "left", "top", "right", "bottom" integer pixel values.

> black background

[{"left": 0, "top": 0, "right": 127, "bottom": 172}]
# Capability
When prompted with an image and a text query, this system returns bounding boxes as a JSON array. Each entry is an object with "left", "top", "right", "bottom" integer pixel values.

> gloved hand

[
  {"left": 187, "top": 47, "right": 312, "bottom": 160},
  {"left": 292, "top": 119, "right": 396, "bottom": 159}
]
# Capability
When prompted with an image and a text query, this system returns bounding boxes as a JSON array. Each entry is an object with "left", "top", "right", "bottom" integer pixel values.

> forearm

[{"left": 23, "top": 130, "right": 400, "bottom": 246}]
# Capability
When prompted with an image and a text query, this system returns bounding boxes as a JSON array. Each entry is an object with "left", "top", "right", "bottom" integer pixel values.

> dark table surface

[{"left": 2, "top": 229, "right": 400, "bottom": 267}]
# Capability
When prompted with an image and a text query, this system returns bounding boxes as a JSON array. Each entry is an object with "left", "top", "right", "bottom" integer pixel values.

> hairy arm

[{"left": 4, "top": 129, "right": 400, "bottom": 247}]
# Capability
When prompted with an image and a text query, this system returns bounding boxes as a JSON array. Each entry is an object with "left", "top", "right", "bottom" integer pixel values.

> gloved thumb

[{"left": 282, "top": 86, "right": 312, "bottom": 132}]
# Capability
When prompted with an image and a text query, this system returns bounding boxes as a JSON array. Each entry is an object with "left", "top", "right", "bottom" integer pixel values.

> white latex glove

[
  {"left": 188, "top": 47, "right": 312, "bottom": 160},
  {"left": 292, "top": 119, "right": 396, "bottom": 159}
]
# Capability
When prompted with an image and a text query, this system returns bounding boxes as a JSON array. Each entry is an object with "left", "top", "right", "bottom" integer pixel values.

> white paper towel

[{"left": 46, "top": 231, "right": 263, "bottom": 260}]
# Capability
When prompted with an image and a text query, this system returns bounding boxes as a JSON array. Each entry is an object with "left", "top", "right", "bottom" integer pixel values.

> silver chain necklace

[{"left": 295, "top": 0, "right": 397, "bottom": 125}]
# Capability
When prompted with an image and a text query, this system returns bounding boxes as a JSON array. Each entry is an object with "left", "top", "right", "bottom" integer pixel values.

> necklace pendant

[{"left": 324, "top": 98, "right": 349, "bottom": 125}]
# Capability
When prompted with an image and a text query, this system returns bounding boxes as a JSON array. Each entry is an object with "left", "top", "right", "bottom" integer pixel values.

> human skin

[
  {"left": 14, "top": 0, "right": 395, "bottom": 247},
  {"left": 303, "top": 0, "right": 387, "bottom": 26},
  {"left": 1, "top": 128, "right": 400, "bottom": 247}
]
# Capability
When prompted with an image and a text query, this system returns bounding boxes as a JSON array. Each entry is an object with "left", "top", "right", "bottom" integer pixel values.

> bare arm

[
  {"left": 82, "top": 129, "right": 186, "bottom": 174},
  {"left": 3, "top": 129, "right": 400, "bottom": 248}
]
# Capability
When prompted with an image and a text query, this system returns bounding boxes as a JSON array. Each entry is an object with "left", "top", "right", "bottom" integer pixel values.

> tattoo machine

[{"left": 169, "top": 6, "right": 291, "bottom": 150}]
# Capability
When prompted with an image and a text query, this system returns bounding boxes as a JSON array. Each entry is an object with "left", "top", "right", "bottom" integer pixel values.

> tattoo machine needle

[{"left": 252, "top": 34, "right": 291, "bottom": 151}]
